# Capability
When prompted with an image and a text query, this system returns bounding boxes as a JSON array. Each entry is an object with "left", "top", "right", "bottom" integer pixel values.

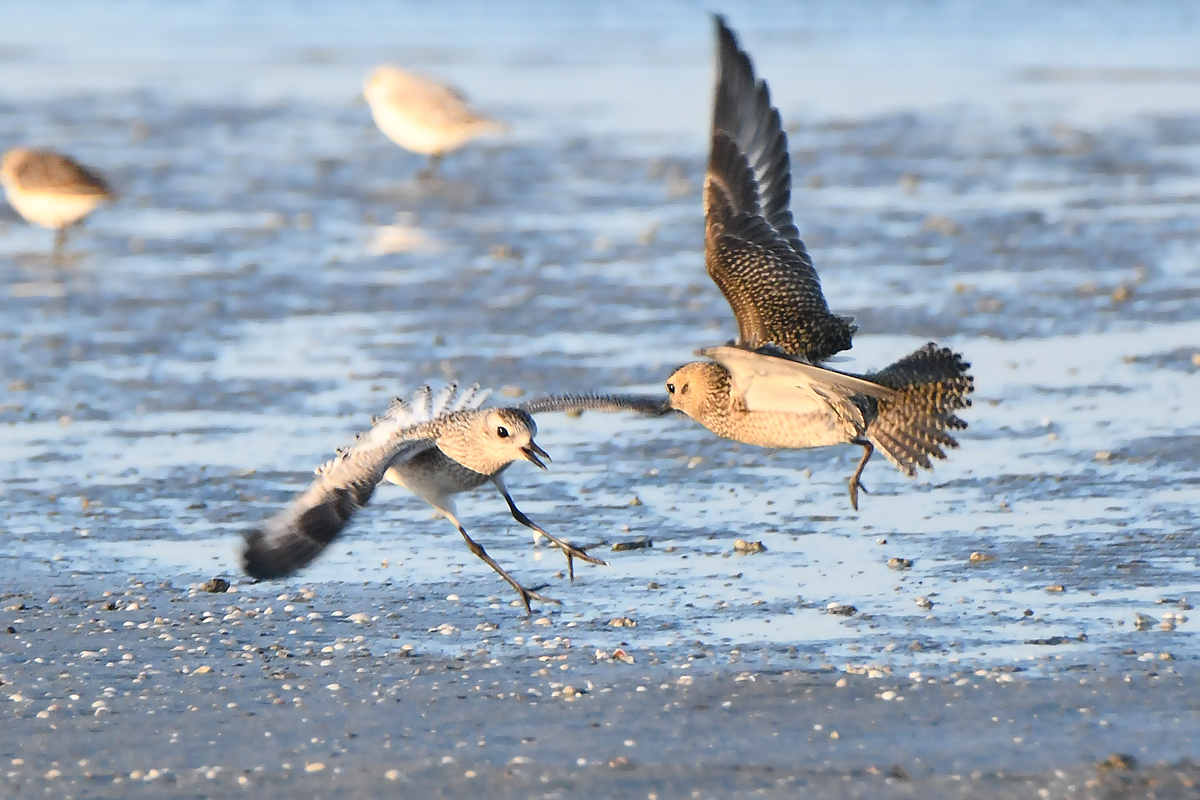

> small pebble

[
  {"left": 1096, "top": 753, "right": 1137, "bottom": 772},
  {"left": 612, "top": 537, "right": 652, "bottom": 552}
]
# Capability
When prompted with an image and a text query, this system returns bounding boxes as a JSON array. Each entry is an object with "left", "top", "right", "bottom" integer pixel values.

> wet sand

[
  {"left": 2, "top": 2, "right": 1200, "bottom": 797},
  {"left": 2, "top": 575, "right": 1198, "bottom": 798}
]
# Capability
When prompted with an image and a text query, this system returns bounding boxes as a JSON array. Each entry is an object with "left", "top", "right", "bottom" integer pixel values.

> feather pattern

[
  {"left": 865, "top": 344, "right": 974, "bottom": 476},
  {"left": 244, "top": 382, "right": 490, "bottom": 579},
  {"left": 704, "top": 16, "right": 856, "bottom": 362},
  {"left": 517, "top": 393, "right": 671, "bottom": 416}
]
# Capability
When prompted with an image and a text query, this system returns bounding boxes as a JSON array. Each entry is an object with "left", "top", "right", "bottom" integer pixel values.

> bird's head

[
  {"left": 664, "top": 361, "right": 728, "bottom": 419},
  {"left": 363, "top": 65, "right": 410, "bottom": 101},
  {"left": 441, "top": 408, "right": 550, "bottom": 475},
  {"left": 0, "top": 147, "right": 31, "bottom": 186}
]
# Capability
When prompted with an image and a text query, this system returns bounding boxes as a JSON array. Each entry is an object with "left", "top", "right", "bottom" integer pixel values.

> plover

[
  {"left": 0, "top": 147, "right": 113, "bottom": 258},
  {"left": 242, "top": 383, "right": 666, "bottom": 612},
  {"left": 664, "top": 18, "right": 973, "bottom": 510},
  {"left": 364, "top": 65, "right": 507, "bottom": 179}
]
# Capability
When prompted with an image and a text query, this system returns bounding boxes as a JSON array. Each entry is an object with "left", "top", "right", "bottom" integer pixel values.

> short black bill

[{"left": 521, "top": 442, "right": 551, "bottom": 469}]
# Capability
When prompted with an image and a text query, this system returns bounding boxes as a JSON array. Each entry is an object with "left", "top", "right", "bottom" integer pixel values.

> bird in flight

[
  {"left": 664, "top": 17, "right": 974, "bottom": 510},
  {"left": 242, "top": 382, "right": 666, "bottom": 612}
]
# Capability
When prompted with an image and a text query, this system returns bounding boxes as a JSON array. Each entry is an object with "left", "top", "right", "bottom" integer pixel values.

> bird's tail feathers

[
  {"left": 472, "top": 117, "right": 510, "bottom": 135},
  {"left": 865, "top": 344, "right": 973, "bottom": 476}
]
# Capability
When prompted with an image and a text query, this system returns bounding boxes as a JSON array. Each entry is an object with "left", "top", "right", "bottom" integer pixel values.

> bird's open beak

[{"left": 521, "top": 442, "right": 551, "bottom": 470}]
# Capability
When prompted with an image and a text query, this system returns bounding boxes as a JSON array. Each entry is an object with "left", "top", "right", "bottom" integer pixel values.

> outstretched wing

[
  {"left": 241, "top": 439, "right": 435, "bottom": 579},
  {"left": 242, "top": 382, "right": 489, "bottom": 579},
  {"left": 517, "top": 393, "right": 672, "bottom": 416},
  {"left": 705, "top": 16, "right": 855, "bottom": 362}
]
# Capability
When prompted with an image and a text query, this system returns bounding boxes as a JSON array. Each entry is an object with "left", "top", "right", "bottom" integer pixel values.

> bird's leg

[
  {"left": 52, "top": 227, "right": 67, "bottom": 262},
  {"left": 440, "top": 508, "right": 559, "bottom": 614},
  {"left": 492, "top": 478, "right": 607, "bottom": 582},
  {"left": 847, "top": 439, "right": 873, "bottom": 512},
  {"left": 417, "top": 152, "right": 444, "bottom": 181}
]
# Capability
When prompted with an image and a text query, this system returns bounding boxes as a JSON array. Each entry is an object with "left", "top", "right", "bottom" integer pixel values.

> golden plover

[
  {"left": 242, "top": 383, "right": 666, "bottom": 612},
  {"left": 664, "top": 17, "right": 974, "bottom": 510},
  {"left": 364, "top": 65, "right": 507, "bottom": 179},
  {"left": 0, "top": 147, "right": 113, "bottom": 258}
]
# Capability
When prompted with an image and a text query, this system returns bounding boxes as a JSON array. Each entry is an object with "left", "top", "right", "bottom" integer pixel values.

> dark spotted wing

[
  {"left": 517, "top": 393, "right": 672, "bottom": 417},
  {"left": 705, "top": 16, "right": 855, "bottom": 362}
]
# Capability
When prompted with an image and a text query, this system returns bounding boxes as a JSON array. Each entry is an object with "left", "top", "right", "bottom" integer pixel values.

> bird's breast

[
  {"left": 383, "top": 448, "right": 491, "bottom": 505},
  {"left": 701, "top": 406, "right": 857, "bottom": 450}
]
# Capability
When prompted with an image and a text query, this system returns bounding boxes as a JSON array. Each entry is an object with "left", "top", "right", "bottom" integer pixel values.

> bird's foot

[
  {"left": 515, "top": 584, "right": 562, "bottom": 615},
  {"left": 848, "top": 480, "right": 869, "bottom": 512},
  {"left": 547, "top": 540, "right": 608, "bottom": 582}
]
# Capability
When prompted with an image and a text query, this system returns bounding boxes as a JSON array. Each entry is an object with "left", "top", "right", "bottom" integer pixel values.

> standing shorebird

[
  {"left": 664, "top": 18, "right": 973, "bottom": 510},
  {"left": 242, "top": 382, "right": 665, "bottom": 612},
  {"left": 364, "top": 65, "right": 507, "bottom": 180},
  {"left": 0, "top": 147, "right": 113, "bottom": 259}
]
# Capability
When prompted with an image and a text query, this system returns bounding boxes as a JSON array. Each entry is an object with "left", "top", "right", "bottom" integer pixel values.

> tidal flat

[{"left": 2, "top": 2, "right": 1199, "bottom": 797}]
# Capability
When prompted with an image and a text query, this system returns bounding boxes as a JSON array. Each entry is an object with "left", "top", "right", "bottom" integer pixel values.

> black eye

[
  {"left": 666, "top": 383, "right": 676, "bottom": 394},
  {"left": 496, "top": 426, "right": 509, "bottom": 438}
]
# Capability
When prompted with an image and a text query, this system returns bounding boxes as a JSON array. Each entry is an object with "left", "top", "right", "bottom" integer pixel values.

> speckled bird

[
  {"left": 242, "top": 382, "right": 666, "bottom": 612},
  {"left": 364, "top": 65, "right": 508, "bottom": 180},
  {"left": 0, "top": 147, "right": 113, "bottom": 258},
  {"left": 665, "top": 18, "right": 974, "bottom": 510}
]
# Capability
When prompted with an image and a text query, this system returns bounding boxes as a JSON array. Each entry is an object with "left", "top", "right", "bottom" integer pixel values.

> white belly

[
  {"left": 368, "top": 102, "right": 481, "bottom": 155},
  {"left": 382, "top": 449, "right": 493, "bottom": 508},
  {"left": 3, "top": 185, "right": 105, "bottom": 229}
]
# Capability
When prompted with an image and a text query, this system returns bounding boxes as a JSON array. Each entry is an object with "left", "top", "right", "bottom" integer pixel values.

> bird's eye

[
  {"left": 680, "top": 384, "right": 690, "bottom": 395},
  {"left": 666, "top": 383, "right": 676, "bottom": 394},
  {"left": 496, "top": 426, "right": 509, "bottom": 438}
]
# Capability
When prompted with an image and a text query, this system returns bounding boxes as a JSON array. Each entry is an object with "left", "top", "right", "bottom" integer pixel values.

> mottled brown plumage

[
  {"left": 668, "top": 18, "right": 973, "bottom": 509},
  {"left": 705, "top": 24, "right": 855, "bottom": 362}
]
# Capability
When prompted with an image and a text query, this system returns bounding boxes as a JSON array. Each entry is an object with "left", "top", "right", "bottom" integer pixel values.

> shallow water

[{"left": 2, "top": 1, "right": 1199, "bottom": 682}]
